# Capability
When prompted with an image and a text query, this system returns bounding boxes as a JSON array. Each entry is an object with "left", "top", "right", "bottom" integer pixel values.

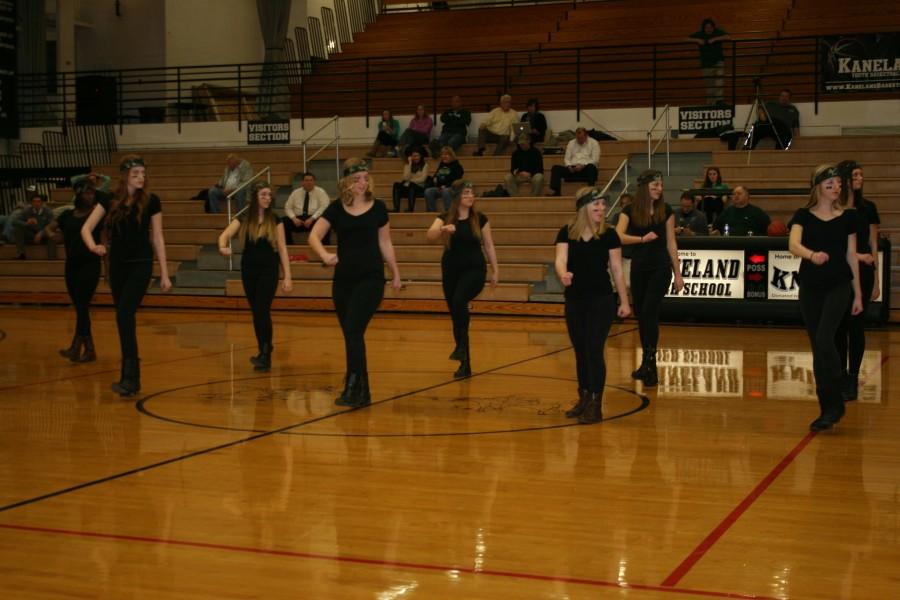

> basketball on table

[{"left": 767, "top": 220, "right": 789, "bottom": 236}]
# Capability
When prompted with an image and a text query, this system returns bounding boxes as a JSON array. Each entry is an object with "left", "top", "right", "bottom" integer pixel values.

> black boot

[
  {"left": 565, "top": 388, "right": 590, "bottom": 418},
  {"left": 253, "top": 343, "right": 272, "bottom": 372},
  {"left": 631, "top": 350, "right": 651, "bottom": 380},
  {"left": 640, "top": 348, "right": 658, "bottom": 387},
  {"left": 453, "top": 342, "right": 471, "bottom": 378},
  {"left": 347, "top": 372, "right": 371, "bottom": 408},
  {"left": 842, "top": 373, "right": 859, "bottom": 401},
  {"left": 59, "top": 334, "right": 81, "bottom": 361},
  {"left": 112, "top": 358, "right": 140, "bottom": 397},
  {"left": 578, "top": 392, "right": 603, "bottom": 424},
  {"left": 336, "top": 373, "right": 360, "bottom": 406},
  {"left": 448, "top": 345, "right": 464, "bottom": 361},
  {"left": 810, "top": 382, "right": 845, "bottom": 432},
  {"left": 75, "top": 335, "right": 96, "bottom": 363}
]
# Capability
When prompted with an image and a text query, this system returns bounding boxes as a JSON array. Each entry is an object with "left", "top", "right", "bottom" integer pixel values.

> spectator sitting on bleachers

[
  {"left": 687, "top": 18, "right": 731, "bottom": 104},
  {"left": 208, "top": 154, "right": 253, "bottom": 214},
  {"left": 548, "top": 127, "right": 600, "bottom": 196},
  {"left": 367, "top": 110, "right": 401, "bottom": 158},
  {"left": 392, "top": 148, "right": 430, "bottom": 212},
  {"left": 11, "top": 193, "right": 58, "bottom": 259},
  {"left": 676, "top": 192, "right": 708, "bottom": 236},
  {"left": 398, "top": 105, "right": 434, "bottom": 158},
  {"left": 751, "top": 89, "right": 799, "bottom": 150},
  {"left": 504, "top": 136, "right": 544, "bottom": 196},
  {"left": 521, "top": 98, "right": 548, "bottom": 146},
  {"left": 474, "top": 94, "right": 518, "bottom": 156},
  {"left": 712, "top": 186, "right": 770, "bottom": 236},
  {"left": 694, "top": 166, "right": 729, "bottom": 223},
  {"left": 281, "top": 172, "right": 331, "bottom": 245},
  {"left": 430, "top": 95, "right": 471, "bottom": 157},
  {"left": 425, "top": 146, "right": 465, "bottom": 212}
]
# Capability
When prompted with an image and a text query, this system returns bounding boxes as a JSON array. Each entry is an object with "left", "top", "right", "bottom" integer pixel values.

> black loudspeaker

[{"left": 76, "top": 75, "right": 117, "bottom": 125}]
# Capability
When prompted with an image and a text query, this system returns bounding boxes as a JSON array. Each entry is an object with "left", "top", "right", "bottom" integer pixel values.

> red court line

[
  {"left": 661, "top": 431, "right": 818, "bottom": 587},
  {"left": 0, "top": 522, "right": 780, "bottom": 600}
]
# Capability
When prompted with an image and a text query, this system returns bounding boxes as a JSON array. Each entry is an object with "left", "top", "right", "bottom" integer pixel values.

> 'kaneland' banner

[
  {"left": 678, "top": 105, "right": 734, "bottom": 134},
  {"left": 821, "top": 33, "right": 900, "bottom": 93}
]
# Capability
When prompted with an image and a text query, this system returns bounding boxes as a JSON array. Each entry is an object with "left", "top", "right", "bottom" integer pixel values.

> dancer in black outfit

[
  {"left": 218, "top": 184, "right": 293, "bottom": 371},
  {"left": 81, "top": 155, "right": 172, "bottom": 397},
  {"left": 616, "top": 170, "right": 684, "bottom": 387},
  {"left": 309, "top": 158, "right": 402, "bottom": 408},
  {"left": 50, "top": 178, "right": 109, "bottom": 362},
  {"left": 426, "top": 182, "right": 499, "bottom": 378},
  {"left": 834, "top": 160, "right": 880, "bottom": 401},
  {"left": 555, "top": 188, "right": 631, "bottom": 424},
  {"left": 788, "top": 165, "right": 863, "bottom": 432}
]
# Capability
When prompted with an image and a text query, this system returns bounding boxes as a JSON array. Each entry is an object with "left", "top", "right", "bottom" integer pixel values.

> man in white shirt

[
  {"left": 548, "top": 127, "right": 600, "bottom": 196},
  {"left": 282, "top": 172, "right": 331, "bottom": 244}
]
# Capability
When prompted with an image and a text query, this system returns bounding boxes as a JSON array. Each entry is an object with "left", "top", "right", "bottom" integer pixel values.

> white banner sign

[
  {"left": 668, "top": 249, "right": 745, "bottom": 299},
  {"left": 768, "top": 250, "right": 883, "bottom": 301}
]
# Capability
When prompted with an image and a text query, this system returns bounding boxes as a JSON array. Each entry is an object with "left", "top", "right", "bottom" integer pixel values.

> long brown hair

[
  {"left": 632, "top": 169, "right": 666, "bottom": 228},
  {"left": 107, "top": 154, "right": 150, "bottom": 230},
  {"left": 338, "top": 157, "right": 375, "bottom": 206},
  {"left": 443, "top": 185, "right": 482, "bottom": 248},
  {"left": 239, "top": 183, "right": 279, "bottom": 249},
  {"left": 836, "top": 160, "right": 863, "bottom": 209}
]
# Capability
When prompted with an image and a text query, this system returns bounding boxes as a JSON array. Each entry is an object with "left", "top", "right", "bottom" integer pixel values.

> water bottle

[{"left": 723, "top": 224, "right": 730, "bottom": 236}]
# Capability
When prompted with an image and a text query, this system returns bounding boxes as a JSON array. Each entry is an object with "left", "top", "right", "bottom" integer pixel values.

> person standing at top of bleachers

[
  {"left": 473, "top": 94, "right": 518, "bottom": 156},
  {"left": 687, "top": 18, "right": 731, "bottom": 105},
  {"left": 208, "top": 154, "right": 253, "bottom": 214},
  {"left": 430, "top": 95, "right": 471, "bottom": 157}
]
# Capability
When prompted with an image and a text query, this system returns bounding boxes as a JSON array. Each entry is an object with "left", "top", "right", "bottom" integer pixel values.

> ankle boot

[
  {"left": 348, "top": 372, "right": 371, "bottom": 408},
  {"left": 112, "top": 358, "right": 140, "bottom": 397},
  {"left": 253, "top": 343, "right": 272, "bottom": 372},
  {"left": 641, "top": 348, "right": 658, "bottom": 387},
  {"left": 75, "top": 335, "right": 96, "bottom": 363},
  {"left": 336, "top": 373, "right": 360, "bottom": 406},
  {"left": 565, "top": 388, "right": 590, "bottom": 418},
  {"left": 842, "top": 373, "right": 859, "bottom": 401},
  {"left": 578, "top": 392, "right": 603, "bottom": 424},
  {"left": 59, "top": 334, "right": 81, "bottom": 360},
  {"left": 631, "top": 349, "right": 651, "bottom": 380},
  {"left": 448, "top": 343, "right": 464, "bottom": 361},
  {"left": 453, "top": 342, "right": 471, "bottom": 378},
  {"left": 810, "top": 383, "right": 845, "bottom": 432}
]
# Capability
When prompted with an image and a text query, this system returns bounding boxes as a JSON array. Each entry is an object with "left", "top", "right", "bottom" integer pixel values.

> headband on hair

[
  {"left": 575, "top": 189, "right": 608, "bottom": 210},
  {"left": 836, "top": 160, "right": 860, "bottom": 179},
  {"left": 637, "top": 171, "right": 663, "bottom": 186},
  {"left": 119, "top": 157, "right": 145, "bottom": 172},
  {"left": 343, "top": 163, "right": 369, "bottom": 177},
  {"left": 813, "top": 166, "right": 839, "bottom": 186},
  {"left": 73, "top": 179, "right": 94, "bottom": 195}
]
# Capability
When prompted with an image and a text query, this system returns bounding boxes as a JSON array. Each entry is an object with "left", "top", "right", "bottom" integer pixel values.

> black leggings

[
  {"left": 108, "top": 261, "right": 152, "bottom": 361},
  {"left": 333, "top": 275, "right": 385, "bottom": 374},
  {"left": 799, "top": 282, "right": 851, "bottom": 397},
  {"left": 836, "top": 265, "right": 875, "bottom": 375},
  {"left": 65, "top": 260, "right": 100, "bottom": 337},
  {"left": 565, "top": 292, "right": 616, "bottom": 393},
  {"left": 242, "top": 262, "right": 279, "bottom": 349},
  {"left": 630, "top": 266, "right": 672, "bottom": 350},
  {"left": 442, "top": 262, "right": 486, "bottom": 350}
]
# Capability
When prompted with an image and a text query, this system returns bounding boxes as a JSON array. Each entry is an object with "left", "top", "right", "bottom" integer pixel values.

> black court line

[
  {"left": 137, "top": 372, "right": 649, "bottom": 437},
  {"left": 0, "top": 326, "right": 639, "bottom": 515}
]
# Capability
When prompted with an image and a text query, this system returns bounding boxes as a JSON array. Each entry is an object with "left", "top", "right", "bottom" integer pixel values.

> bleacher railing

[{"left": 13, "top": 35, "right": 884, "bottom": 133}]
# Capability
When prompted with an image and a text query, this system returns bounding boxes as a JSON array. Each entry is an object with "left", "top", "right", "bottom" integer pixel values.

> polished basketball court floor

[{"left": 0, "top": 306, "right": 897, "bottom": 599}]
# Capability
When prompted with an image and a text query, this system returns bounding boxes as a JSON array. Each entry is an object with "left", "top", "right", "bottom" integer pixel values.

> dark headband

[
  {"left": 343, "top": 163, "right": 369, "bottom": 177},
  {"left": 813, "top": 167, "right": 839, "bottom": 186},
  {"left": 73, "top": 179, "right": 93, "bottom": 194},
  {"left": 575, "top": 189, "right": 608, "bottom": 210},
  {"left": 836, "top": 160, "right": 861, "bottom": 179},
  {"left": 119, "top": 157, "right": 145, "bottom": 172},
  {"left": 637, "top": 171, "right": 663, "bottom": 186}
]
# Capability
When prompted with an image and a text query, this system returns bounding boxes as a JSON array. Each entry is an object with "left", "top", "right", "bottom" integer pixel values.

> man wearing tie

[{"left": 282, "top": 172, "right": 331, "bottom": 244}]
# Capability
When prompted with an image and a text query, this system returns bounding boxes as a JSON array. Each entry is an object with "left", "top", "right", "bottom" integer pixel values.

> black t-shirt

[
  {"left": 241, "top": 232, "right": 278, "bottom": 269},
  {"left": 438, "top": 212, "right": 488, "bottom": 270},
  {"left": 621, "top": 203, "right": 673, "bottom": 271},
  {"left": 322, "top": 199, "right": 389, "bottom": 280},
  {"left": 58, "top": 208, "right": 102, "bottom": 266},
  {"left": 847, "top": 199, "right": 880, "bottom": 255},
  {"left": 555, "top": 226, "right": 621, "bottom": 296},
  {"left": 103, "top": 193, "right": 162, "bottom": 264},
  {"left": 788, "top": 208, "right": 854, "bottom": 289}
]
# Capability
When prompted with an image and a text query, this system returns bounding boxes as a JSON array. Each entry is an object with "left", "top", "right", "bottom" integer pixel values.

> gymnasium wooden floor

[{"left": 0, "top": 306, "right": 897, "bottom": 599}]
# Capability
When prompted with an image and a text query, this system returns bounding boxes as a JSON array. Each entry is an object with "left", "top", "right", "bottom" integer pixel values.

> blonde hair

[
  {"left": 338, "top": 157, "right": 375, "bottom": 206},
  {"left": 566, "top": 186, "right": 607, "bottom": 240},
  {"left": 806, "top": 164, "right": 841, "bottom": 211},
  {"left": 439, "top": 146, "right": 457, "bottom": 161},
  {"left": 239, "top": 183, "right": 279, "bottom": 250}
]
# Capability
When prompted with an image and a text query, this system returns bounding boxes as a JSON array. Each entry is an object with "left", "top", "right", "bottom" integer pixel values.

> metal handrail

[
  {"left": 301, "top": 115, "right": 341, "bottom": 178},
  {"left": 226, "top": 166, "right": 272, "bottom": 270},
  {"left": 646, "top": 104, "right": 671, "bottom": 175},
  {"left": 600, "top": 158, "right": 630, "bottom": 222}
]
